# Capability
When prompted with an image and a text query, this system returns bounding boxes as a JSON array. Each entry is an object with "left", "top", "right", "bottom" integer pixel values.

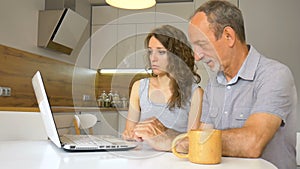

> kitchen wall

[
  {"left": 0, "top": 0, "right": 299, "bottom": 130},
  {"left": 239, "top": 0, "right": 300, "bottom": 131},
  {"left": 0, "top": 0, "right": 91, "bottom": 68}
]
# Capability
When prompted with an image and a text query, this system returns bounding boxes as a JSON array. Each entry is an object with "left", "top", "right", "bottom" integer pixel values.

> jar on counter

[
  {"left": 104, "top": 98, "right": 111, "bottom": 108},
  {"left": 98, "top": 90, "right": 108, "bottom": 107},
  {"left": 97, "top": 97, "right": 104, "bottom": 107},
  {"left": 121, "top": 97, "right": 128, "bottom": 108},
  {"left": 113, "top": 91, "right": 120, "bottom": 108}
]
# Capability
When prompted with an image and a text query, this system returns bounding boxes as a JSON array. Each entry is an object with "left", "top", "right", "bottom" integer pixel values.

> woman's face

[{"left": 147, "top": 36, "right": 168, "bottom": 76}]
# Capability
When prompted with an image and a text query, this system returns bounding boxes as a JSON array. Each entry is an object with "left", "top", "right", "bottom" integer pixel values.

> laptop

[{"left": 32, "top": 71, "right": 137, "bottom": 152}]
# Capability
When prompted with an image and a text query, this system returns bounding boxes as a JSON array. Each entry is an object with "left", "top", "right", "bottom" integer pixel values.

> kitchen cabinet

[
  {"left": 194, "top": 0, "right": 238, "bottom": 8},
  {"left": 53, "top": 110, "right": 120, "bottom": 137},
  {"left": 94, "top": 111, "right": 119, "bottom": 137},
  {"left": 116, "top": 24, "right": 137, "bottom": 68},
  {"left": 91, "top": 2, "right": 195, "bottom": 70},
  {"left": 92, "top": 6, "right": 118, "bottom": 25},
  {"left": 91, "top": 24, "right": 117, "bottom": 69},
  {"left": 155, "top": 2, "right": 194, "bottom": 23},
  {"left": 135, "top": 23, "right": 156, "bottom": 68}
]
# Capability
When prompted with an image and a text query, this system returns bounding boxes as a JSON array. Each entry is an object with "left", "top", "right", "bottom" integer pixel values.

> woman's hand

[
  {"left": 122, "top": 128, "right": 144, "bottom": 142},
  {"left": 122, "top": 129, "right": 134, "bottom": 140}
]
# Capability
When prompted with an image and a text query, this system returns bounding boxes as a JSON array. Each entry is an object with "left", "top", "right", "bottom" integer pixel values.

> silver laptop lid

[
  {"left": 32, "top": 71, "right": 137, "bottom": 151},
  {"left": 32, "top": 71, "right": 62, "bottom": 148}
]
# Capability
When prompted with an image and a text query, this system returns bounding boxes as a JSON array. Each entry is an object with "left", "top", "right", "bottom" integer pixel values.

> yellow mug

[{"left": 172, "top": 129, "right": 222, "bottom": 164}]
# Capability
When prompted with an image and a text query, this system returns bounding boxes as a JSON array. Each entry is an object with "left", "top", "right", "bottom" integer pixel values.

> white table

[{"left": 0, "top": 140, "right": 277, "bottom": 169}]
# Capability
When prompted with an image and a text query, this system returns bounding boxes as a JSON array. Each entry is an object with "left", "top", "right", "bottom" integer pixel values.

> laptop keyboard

[{"left": 62, "top": 135, "right": 113, "bottom": 145}]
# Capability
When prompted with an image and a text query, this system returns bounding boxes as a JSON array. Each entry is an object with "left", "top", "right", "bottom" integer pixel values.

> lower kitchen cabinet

[
  {"left": 54, "top": 110, "right": 128, "bottom": 137},
  {"left": 91, "top": 111, "right": 119, "bottom": 137}
]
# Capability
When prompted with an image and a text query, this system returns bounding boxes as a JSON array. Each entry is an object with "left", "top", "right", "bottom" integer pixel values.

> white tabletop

[{"left": 0, "top": 140, "right": 277, "bottom": 169}]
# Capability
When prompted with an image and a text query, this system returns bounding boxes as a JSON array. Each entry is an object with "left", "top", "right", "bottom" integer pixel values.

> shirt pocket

[{"left": 231, "top": 108, "right": 251, "bottom": 128}]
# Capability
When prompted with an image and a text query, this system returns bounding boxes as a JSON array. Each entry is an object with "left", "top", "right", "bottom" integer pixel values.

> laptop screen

[{"left": 32, "top": 71, "right": 63, "bottom": 148}]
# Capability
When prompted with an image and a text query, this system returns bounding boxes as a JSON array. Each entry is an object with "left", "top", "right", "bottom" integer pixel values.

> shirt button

[
  {"left": 224, "top": 111, "right": 228, "bottom": 114},
  {"left": 227, "top": 86, "right": 231, "bottom": 89}
]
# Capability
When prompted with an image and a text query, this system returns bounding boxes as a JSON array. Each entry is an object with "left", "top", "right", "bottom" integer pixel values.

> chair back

[{"left": 73, "top": 114, "right": 97, "bottom": 135}]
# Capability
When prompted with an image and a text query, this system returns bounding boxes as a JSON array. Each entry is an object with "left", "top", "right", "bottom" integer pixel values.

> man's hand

[{"left": 173, "top": 137, "right": 189, "bottom": 153}]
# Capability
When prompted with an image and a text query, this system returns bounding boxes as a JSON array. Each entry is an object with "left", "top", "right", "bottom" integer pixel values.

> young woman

[{"left": 122, "top": 25, "right": 203, "bottom": 142}]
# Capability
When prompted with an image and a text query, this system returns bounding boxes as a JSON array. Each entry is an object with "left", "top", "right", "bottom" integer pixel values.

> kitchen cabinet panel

[
  {"left": 116, "top": 37, "right": 136, "bottom": 68},
  {"left": 227, "top": 0, "right": 238, "bottom": 6},
  {"left": 118, "top": 7, "right": 155, "bottom": 24},
  {"left": 155, "top": 22, "right": 189, "bottom": 36},
  {"left": 155, "top": 2, "right": 194, "bottom": 23},
  {"left": 116, "top": 24, "right": 137, "bottom": 68},
  {"left": 194, "top": 0, "right": 238, "bottom": 9},
  {"left": 95, "top": 111, "right": 119, "bottom": 136},
  {"left": 135, "top": 23, "right": 156, "bottom": 68},
  {"left": 92, "top": 6, "right": 118, "bottom": 25},
  {"left": 91, "top": 25, "right": 117, "bottom": 69}
]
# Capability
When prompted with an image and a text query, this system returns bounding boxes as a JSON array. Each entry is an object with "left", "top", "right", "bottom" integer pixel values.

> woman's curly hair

[{"left": 144, "top": 25, "right": 201, "bottom": 110}]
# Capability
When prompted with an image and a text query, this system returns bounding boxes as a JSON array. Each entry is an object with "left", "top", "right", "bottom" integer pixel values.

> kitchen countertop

[{"left": 0, "top": 140, "right": 278, "bottom": 169}]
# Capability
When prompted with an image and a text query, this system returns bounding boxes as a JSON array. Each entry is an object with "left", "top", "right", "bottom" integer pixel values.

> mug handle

[{"left": 171, "top": 133, "right": 189, "bottom": 159}]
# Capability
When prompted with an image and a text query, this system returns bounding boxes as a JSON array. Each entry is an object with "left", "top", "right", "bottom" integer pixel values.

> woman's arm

[
  {"left": 187, "top": 87, "right": 203, "bottom": 130},
  {"left": 122, "top": 80, "right": 141, "bottom": 140}
]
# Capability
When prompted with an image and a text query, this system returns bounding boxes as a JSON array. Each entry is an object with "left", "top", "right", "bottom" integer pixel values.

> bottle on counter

[
  {"left": 97, "top": 96, "right": 103, "bottom": 107},
  {"left": 98, "top": 90, "right": 108, "bottom": 107},
  {"left": 104, "top": 97, "right": 111, "bottom": 108},
  {"left": 112, "top": 91, "right": 120, "bottom": 108},
  {"left": 121, "top": 96, "right": 128, "bottom": 108},
  {"left": 108, "top": 90, "right": 114, "bottom": 103}
]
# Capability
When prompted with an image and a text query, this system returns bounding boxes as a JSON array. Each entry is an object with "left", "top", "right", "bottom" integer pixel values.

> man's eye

[{"left": 198, "top": 42, "right": 209, "bottom": 49}]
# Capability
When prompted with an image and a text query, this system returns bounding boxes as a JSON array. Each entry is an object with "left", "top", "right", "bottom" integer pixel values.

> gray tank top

[{"left": 139, "top": 78, "right": 199, "bottom": 132}]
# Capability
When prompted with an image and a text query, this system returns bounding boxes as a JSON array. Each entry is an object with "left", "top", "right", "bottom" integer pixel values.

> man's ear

[{"left": 223, "top": 26, "right": 235, "bottom": 47}]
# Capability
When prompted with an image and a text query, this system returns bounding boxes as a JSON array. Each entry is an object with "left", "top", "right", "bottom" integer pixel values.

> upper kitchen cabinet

[
  {"left": 118, "top": 7, "right": 155, "bottom": 24},
  {"left": 91, "top": 6, "right": 155, "bottom": 69},
  {"left": 155, "top": 2, "right": 194, "bottom": 23},
  {"left": 116, "top": 24, "right": 137, "bottom": 68},
  {"left": 91, "top": 24, "right": 117, "bottom": 69},
  {"left": 194, "top": 0, "right": 238, "bottom": 8},
  {"left": 135, "top": 23, "right": 156, "bottom": 68},
  {"left": 92, "top": 6, "right": 118, "bottom": 25}
]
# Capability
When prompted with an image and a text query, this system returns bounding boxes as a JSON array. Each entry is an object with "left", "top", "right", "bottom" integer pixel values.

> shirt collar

[{"left": 217, "top": 45, "right": 261, "bottom": 85}]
